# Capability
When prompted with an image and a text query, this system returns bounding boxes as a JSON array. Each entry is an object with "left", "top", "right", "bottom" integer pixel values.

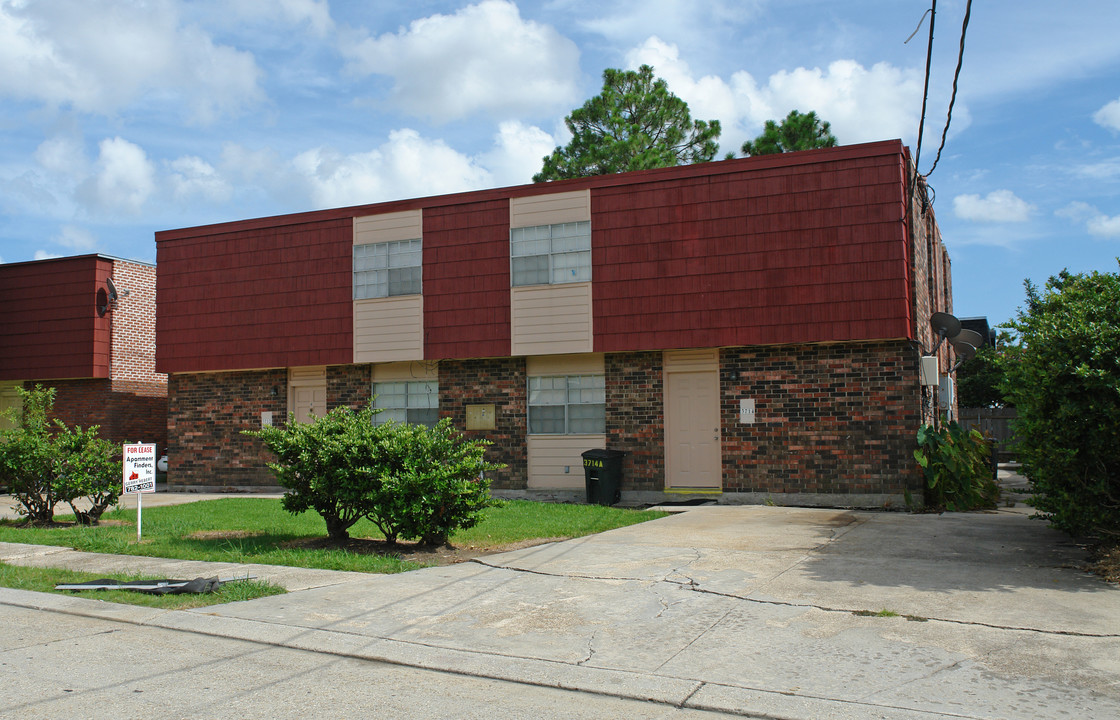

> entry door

[
  {"left": 288, "top": 367, "right": 327, "bottom": 424},
  {"left": 665, "top": 368, "right": 721, "bottom": 488}
]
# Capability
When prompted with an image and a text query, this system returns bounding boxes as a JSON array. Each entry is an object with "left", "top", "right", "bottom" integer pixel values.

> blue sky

[{"left": 1, "top": 0, "right": 1118, "bottom": 326}]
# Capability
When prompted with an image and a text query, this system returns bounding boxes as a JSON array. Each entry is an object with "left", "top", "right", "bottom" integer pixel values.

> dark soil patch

[
  {"left": 281, "top": 535, "right": 570, "bottom": 566},
  {"left": 1088, "top": 543, "right": 1120, "bottom": 584}
]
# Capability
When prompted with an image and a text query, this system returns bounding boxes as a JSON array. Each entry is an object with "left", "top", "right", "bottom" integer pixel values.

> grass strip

[
  {"left": 0, "top": 499, "right": 667, "bottom": 574},
  {"left": 0, "top": 561, "right": 286, "bottom": 609}
]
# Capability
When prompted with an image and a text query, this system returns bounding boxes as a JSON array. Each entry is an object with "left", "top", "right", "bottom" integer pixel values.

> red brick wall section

[
  {"left": 166, "top": 370, "right": 288, "bottom": 489},
  {"left": 18, "top": 378, "right": 167, "bottom": 451},
  {"left": 109, "top": 259, "right": 166, "bottom": 386},
  {"left": 327, "top": 364, "right": 372, "bottom": 411},
  {"left": 438, "top": 358, "right": 527, "bottom": 489},
  {"left": 605, "top": 352, "right": 665, "bottom": 491},
  {"left": 719, "top": 341, "right": 923, "bottom": 499}
]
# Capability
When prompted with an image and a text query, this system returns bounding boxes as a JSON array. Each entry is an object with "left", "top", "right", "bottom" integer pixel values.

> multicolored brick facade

[{"left": 158, "top": 141, "right": 954, "bottom": 505}]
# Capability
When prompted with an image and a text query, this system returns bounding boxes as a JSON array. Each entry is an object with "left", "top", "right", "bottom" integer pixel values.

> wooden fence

[{"left": 958, "top": 407, "right": 1018, "bottom": 461}]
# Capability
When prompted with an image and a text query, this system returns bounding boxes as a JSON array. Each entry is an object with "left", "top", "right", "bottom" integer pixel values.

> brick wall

[
  {"left": 23, "top": 378, "right": 167, "bottom": 450},
  {"left": 167, "top": 369, "right": 287, "bottom": 489},
  {"left": 110, "top": 260, "right": 166, "bottom": 386},
  {"left": 719, "top": 341, "right": 923, "bottom": 498},
  {"left": 605, "top": 351, "right": 665, "bottom": 491},
  {"left": 328, "top": 364, "right": 372, "bottom": 411},
  {"left": 439, "top": 357, "right": 527, "bottom": 490}
]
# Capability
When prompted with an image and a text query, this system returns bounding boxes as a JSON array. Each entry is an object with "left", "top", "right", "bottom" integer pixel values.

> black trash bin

[{"left": 581, "top": 449, "right": 626, "bottom": 506}]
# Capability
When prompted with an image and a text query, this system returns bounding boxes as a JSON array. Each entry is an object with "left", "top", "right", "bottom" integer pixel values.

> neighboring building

[
  {"left": 0, "top": 254, "right": 167, "bottom": 449},
  {"left": 156, "top": 140, "right": 954, "bottom": 505}
]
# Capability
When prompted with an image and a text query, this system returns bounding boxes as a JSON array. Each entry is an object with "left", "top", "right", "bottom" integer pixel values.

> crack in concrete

[
  {"left": 469, "top": 557, "right": 1120, "bottom": 640},
  {"left": 854, "top": 658, "right": 967, "bottom": 704},
  {"left": 576, "top": 630, "right": 597, "bottom": 666}
]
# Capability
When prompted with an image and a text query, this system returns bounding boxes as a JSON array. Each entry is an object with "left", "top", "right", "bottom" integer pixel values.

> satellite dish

[
  {"left": 106, "top": 277, "right": 119, "bottom": 302},
  {"left": 949, "top": 338, "right": 977, "bottom": 362},
  {"left": 928, "top": 312, "right": 961, "bottom": 354},
  {"left": 955, "top": 328, "right": 983, "bottom": 349}
]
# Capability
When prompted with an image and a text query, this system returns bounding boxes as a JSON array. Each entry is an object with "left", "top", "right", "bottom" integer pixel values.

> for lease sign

[{"left": 123, "top": 444, "right": 157, "bottom": 494}]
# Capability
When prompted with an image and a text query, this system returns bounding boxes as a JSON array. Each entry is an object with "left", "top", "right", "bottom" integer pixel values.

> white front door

[{"left": 665, "top": 368, "right": 721, "bottom": 489}]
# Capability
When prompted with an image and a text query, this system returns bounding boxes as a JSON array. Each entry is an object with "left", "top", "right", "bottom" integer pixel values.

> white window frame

[
  {"left": 373, "top": 379, "right": 439, "bottom": 427},
  {"left": 354, "top": 238, "right": 422, "bottom": 299},
  {"left": 510, "top": 221, "right": 591, "bottom": 287},
  {"left": 527, "top": 374, "right": 605, "bottom": 435}
]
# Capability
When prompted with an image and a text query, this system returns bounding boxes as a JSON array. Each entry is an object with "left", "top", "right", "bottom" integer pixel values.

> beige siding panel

[
  {"left": 288, "top": 366, "right": 326, "bottom": 381},
  {"left": 510, "top": 190, "right": 590, "bottom": 228},
  {"left": 526, "top": 354, "right": 604, "bottom": 376},
  {"left": 663, "top": 348, "right": 719, "bottom": 373},
  {"left": 527, "top": 434, "right": 606, "bottom": 489},
  {"left": 511, "top": 283, "right": 593, "bottom": 356},
  {"left": 372, "top": 361, "right": 438, "bottom": 382},
  {"left": 354, "top": 209, "right": 422, "bottom": 245},
  {"left": 0, "top": 381, "right": 22, "bottom": 431},
  {"left": 353, "top": 295, "right": 424, "bottom": 363}
]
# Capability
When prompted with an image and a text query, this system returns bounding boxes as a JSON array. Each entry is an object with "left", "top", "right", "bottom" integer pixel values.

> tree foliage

[
  {"left": 956, "top": 332, "right": 1018, "bottom": 408},
  {"left": 1003, "top": 264, "right": 1120, "bottom": 538},
  {"left": 741, "top": 110, "right": 838, "bottom": 157},
  {"left": 246, "top": 405, "right": 502, "bottom": 546},
  {"left": 0, "top": 385, "right": 121, "bottom": 525},
  {"left": 533, "top": 64, "right": 721, "bottom": 182}
]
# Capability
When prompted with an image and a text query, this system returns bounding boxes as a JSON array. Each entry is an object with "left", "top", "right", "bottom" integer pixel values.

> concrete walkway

[{"left": 2, "top": 500, "right": 1118, "bottom": 719}]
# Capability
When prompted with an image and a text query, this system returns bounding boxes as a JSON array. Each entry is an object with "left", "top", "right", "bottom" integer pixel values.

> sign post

[{"left": 122, "top": 443, "right": 157, "bottom": 541}]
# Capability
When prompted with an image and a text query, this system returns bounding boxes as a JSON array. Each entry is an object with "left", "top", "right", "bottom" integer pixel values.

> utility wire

[
  {"left": 909, "top": 0, "right": 937, "bottom": 210},
  {"left": 924, "top": 0, "right": 972, "bottom": 177}
]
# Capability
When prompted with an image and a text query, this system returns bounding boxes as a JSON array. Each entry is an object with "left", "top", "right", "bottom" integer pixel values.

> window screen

[
  {"left": 527, "top": 374, "right": 605, "bottom": 434},
  {"left": 511, "top": 221, "right": 591, "bottom": 287},
  {"left": 355, "top": 238, "right": 422, "bottom": 299},
  {"left": 373, "top": 380, "right": 439, "bottom": 427}
]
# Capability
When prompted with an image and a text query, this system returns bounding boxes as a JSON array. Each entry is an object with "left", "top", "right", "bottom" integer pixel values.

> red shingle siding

[
  {"left": 592, "top": 151, "right": 912, "bottom": 352},
  {"left": 0, "top": 255, "right": 112, "bottom": 380},
  {"left": 422, "top": 199, "right": 512, "bottom": 359},
  {"left": 156, "top": 219, "right": 353, "bottom": 373}
]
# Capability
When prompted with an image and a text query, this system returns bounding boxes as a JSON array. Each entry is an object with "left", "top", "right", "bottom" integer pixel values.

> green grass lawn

[
  {"left": 0, "top": 562, "right": 286, "bottom": 609},
  {"left": 0, "top": 499, "right": 667, "bottom": 575}
]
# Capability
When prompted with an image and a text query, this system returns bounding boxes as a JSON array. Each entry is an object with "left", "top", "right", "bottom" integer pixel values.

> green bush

[
  {"left": 0, "top": 385, "right": 122, "bottom": 525},
  {"left": 246, "top": 405, "right": 501, "bottom": 546},
  {"left": 1003, "top": 265, "right": 1120, "bottom": 538},
  {"left": 912, "top": 420, "right": 998, "bottom": 512},
  {"left": 367, "top": 420, "right": 502, "bottom": 546}
]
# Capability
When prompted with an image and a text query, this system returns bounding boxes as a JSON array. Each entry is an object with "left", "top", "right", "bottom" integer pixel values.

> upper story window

[
  {"left": 528, "top": 374, "right": 605, "bottom": 434},
  {"left": 354, "top": 238, "right": 422, "bottom": 299},
  {"left": 510, "top": 221, "right": 591, "bottom": 287},
  {"left": 373, "top": 380, "right": 439, "bottom": 427}
]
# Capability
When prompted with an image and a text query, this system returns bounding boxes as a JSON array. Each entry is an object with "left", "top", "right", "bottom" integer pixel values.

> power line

[
  {"left": 909, "top": 0, "right": 937, "bottom": 210},
  {"left": 924, "top": 0, "right": 973, "bottom": 177}
]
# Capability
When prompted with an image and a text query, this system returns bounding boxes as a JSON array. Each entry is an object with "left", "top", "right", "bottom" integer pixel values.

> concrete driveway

[{"left": 2, "top": 501, "right": 1118, "bottom": 719}]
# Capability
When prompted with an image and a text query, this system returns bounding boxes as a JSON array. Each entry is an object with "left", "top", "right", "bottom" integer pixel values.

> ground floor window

[
  {"left": 373, "top": 380, "right": 438, "bottom": 426},
  {"left": 528, "top": 374, "right": 605, "bottom": 434}
]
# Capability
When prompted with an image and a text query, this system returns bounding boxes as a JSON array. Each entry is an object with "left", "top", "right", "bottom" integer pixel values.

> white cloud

[
  {"left": 1055, "top": 201, "right": 1120, "bottom": 239},
  {"left": 340, "top": 0, "right": 580, "bottom": 122},
  {"left": 1094, "top": 98, "right": 1120, "bottom": 132},
  {"left": 230, "top": 0, "right": 334, "bottom": 36},
  {"left": 953, "top": 190, "right": 1035, "bottom": 223},
  {"left": 0, "top": 0, "right": 263, "bottom": 122},
  {"left": 481, "top": 121, "right": 557, "bottom": 186},
  {"left": 293, "top": 129, "right": 493, "bottom": 208},
  {"left": 1073, "top": 157, "right": 1120, "bottom": 180},
  {"left": 52, "top": 224, "right": 97, "bottom": 251},
  {"left": 168, "top": 156, "right": 231, "bottom": 203},
  {"left": 34, "top": 250, "right": 61, "bottom": 260},
  {"left": 625, "top": 37, "right": 927, "bottom": 152},
  {"left": 77, "top": 137, "right": 155, "bottom": 214},
  {"left": 1088, "top": 214, "right": 1120, "bottom": 238}
]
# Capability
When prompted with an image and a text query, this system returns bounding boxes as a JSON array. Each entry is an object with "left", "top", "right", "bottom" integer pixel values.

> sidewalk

[{"left": 3, "top": 502, "right": 1119, "bottom": 719}]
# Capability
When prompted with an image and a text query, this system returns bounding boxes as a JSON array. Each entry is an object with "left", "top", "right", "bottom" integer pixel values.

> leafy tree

[
  {"left": 741, "top": 110, "right": 838, "bottom": 157},
  {"left": 533, "top": 64, "right": 721, "bottom": 182},
  {"left": 0, "top": 385, "right": 121, "bottom": 525},
  {"left": 1003, "top": 264, "right": 1120, "bottom": 538},
  {"left": 246, "top": 405, "right": 501, "bottom": 545},
  {"left": 956, "top": 332, "right": 1018, "bottom": 408},
  {"left": 912, "top": 421, "right": 998, "bottom": 512}
]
